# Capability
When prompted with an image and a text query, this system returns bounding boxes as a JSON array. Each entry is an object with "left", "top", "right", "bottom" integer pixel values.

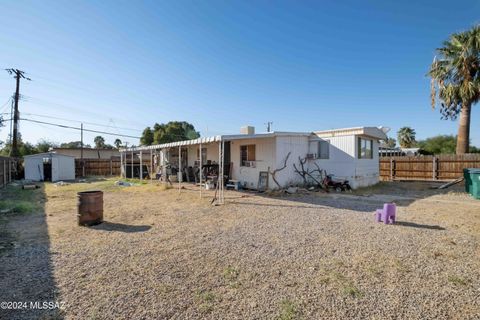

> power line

[
  {"left": 21, "top": 112, "right": 142, "bottom": 132},
  {"left": 20, "top": 118, "right": 141, "bottom": 139}
]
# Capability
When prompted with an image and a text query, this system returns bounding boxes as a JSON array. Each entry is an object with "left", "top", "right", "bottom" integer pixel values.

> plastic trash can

[
  {"left": 468, "top": 169, "right": 480, "bottom": 199},
  {"left": 464, "top": 168, "right": 472, "bottom": 193}
]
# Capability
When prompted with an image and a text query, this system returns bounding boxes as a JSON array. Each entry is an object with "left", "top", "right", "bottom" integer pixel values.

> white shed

[{"left": 24, "top": 152, "right": 75, "bottom": 182}]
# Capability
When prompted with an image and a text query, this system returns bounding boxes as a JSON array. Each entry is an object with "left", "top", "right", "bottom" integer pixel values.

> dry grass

[{"left": 1, "top": 178, "right": 480, "bottom": 319}]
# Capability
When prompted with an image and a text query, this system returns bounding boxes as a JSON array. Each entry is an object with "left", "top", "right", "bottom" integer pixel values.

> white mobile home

[
  {"left": 24, "top": 152, "right": 75, "bottom": 182},
  {"left": 120, "top": 126, "right": 386, "bottom": 190}
]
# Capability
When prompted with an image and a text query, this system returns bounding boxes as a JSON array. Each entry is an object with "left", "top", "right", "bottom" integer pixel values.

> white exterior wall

[
  {"left": 186, "top": 143, "right": 220, "bottom": 167},
  {"left": 274, "top": 136, "right": 309, "bottom": 188},
  {"left": 307, "top": 134, "right": 380, "bottom": 189},
  {"left": 53, "top": 155, "right": 75, "bottom": 181},
  {"left": 24, "top": 157, "right": 44, "bottom": 181},
  {"left": 230, "top": 137, "right": 276, "bottom": 189},
  {"left": 307, "top": 135, "right": 356, "bottom": 183},
  {"left": 351, "top": 135, "right": 380, "bottom": 188},
  {"left": 24, "top": 154, "right": 75, "bottom": 182}
]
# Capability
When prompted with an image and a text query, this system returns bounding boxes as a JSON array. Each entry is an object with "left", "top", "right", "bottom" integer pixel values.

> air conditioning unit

[
  {"left": 243, "top": 161, "right": 256, "bottom": 168},
  {"left": 306, "top": 153, "right": 317, "bottom": 160}
]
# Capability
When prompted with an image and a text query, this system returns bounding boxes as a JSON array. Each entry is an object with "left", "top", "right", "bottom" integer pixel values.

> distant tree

[
  {"left": 140, "top": 127, "right": 154, "bottom": 146},
  {"left": 470, "top": 146, "right": 480, "bottom": 153},
  {"left": 429, "top": 25, "right": 480, "bottom": 154},
  {"left": 60, "top": 141, "right": 92, "bottom": 148},
  {"left": 417, "top": 135, "right": 457, "bottom": 154},
  {"left": 385, "top": 137, "right": 396, "bottom": 148},
  {"left": 113, "top": 139, "right": 122, "bottom": 149},
  {"left": 1, "top": 133, "right": 38, "bottom": 156},
  {"left": 94, "top": 136, "right": 106, "bottom": 148},
  {"left": 36, "top": 139, "right": 57, "bottom": 153},
  {"left": 144, "top": 121, "right": 200, "bottom": 145},
  {"left": 397, "top": 127, "right": 416, "bottom": 148}
]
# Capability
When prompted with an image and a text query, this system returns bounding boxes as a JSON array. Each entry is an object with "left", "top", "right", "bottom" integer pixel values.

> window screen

[
  {"left": 240, "top": 145, "right": 256, "bottom": 166},
  {"left": 317, "top": 140, "right": 330, "bottom": 159},
  {"left": 358, "top": 138, "right": 373, "bottom": 159}
]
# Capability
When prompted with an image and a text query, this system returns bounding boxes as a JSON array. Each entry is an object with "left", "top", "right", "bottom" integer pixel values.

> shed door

[{"left": 51, "top": 157, "right": 59, "bottom": 182}]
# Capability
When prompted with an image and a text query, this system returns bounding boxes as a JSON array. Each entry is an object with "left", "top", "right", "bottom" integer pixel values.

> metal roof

[
  {"left": 120, "top": 127, "right": 386, "bottom": 152},
  {"left": 23, "top": 152, "right": 76, "bottom": 159},
  {"left": 313, "top": 126, "right": 387, "bottom": 140}
]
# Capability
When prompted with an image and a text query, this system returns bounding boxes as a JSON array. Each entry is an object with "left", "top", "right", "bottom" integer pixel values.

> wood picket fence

[
  {"left": 0, "top": 156, "right": 16, "bottom": 188},
  {"left": 380, "top": 154, "right": 480, "bottom": 181}
]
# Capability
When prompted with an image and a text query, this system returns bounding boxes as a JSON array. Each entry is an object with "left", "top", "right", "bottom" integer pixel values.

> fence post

[
  {"left": 432, "top": 156, "right": 437, "bottom": 180},
  {"left": 3, "top": 160, "right": 6, "bottom": 188},
  {"left": 389, "top": 158, "right": 393, "bottom": 181},
  {"left": 110, "top": 159, "right": 113, "bottom": 176},
  {"left": 8, "top": 160, "right": 11, "bottom": 183}
]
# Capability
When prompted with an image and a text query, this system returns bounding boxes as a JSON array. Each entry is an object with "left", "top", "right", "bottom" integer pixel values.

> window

[
  {"left": 317, "top": 140, "right": 330, "bottom": 159},
  {"left": 358, "top": 138, "right": 373, "bottom": 159},
  {"left": 196, "top": 148, "right": 207, "bottom": 165},
  {"left": 240, "top": 145, "right": 256, "bottom": 166}
]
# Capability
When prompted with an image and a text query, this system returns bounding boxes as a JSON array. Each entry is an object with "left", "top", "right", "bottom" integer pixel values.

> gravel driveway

[{"left": 1, "top": 180, "right": 479, "bottom": 319}]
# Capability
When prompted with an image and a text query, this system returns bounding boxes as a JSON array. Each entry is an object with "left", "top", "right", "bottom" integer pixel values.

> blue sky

[{"left": 1, "top": 0, "right": 479, "bottom": 147}]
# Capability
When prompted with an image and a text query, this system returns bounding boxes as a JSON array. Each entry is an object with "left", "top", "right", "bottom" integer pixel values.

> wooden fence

[
  {"left": 75, "top": 159, "right": 121, "bottom": 177},
  {"left": 75, "top": 158, "right": 152, "bottom": 177},
  {"left": 380, "top": 154, "right": 480, "bottom": 181},
  {"left": 0, "top": 156, "right": 16, "bottom": 188}
]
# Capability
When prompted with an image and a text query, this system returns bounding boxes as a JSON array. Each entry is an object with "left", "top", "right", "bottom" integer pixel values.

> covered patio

[{"left": 120, "top": 136, "right": 227, "bottom": 204}]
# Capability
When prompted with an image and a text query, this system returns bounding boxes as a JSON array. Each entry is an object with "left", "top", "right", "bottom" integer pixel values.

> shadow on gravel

[
  {"left": 0, "top": 183, "right": 64, "bottom": 320},
  {"left": 91, "top": 221, "right": 151, "bottom": 233},
  {"left": 254, "top": 181, "right": 467, "bottom": 213},
  {"left": 394, "top": 221, "right": 446, "bottom": 230}
]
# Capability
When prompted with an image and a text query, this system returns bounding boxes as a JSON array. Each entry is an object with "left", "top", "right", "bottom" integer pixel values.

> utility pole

[
  {"left": 81, "top": 123, "right": 85, "bottom": 177},
  {"left": 5, "top": 69, "right": 31, "bottom": 157}
]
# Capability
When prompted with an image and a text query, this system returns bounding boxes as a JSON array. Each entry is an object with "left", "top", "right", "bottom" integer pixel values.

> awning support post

[{"left": 140, "top": 150, "right": 143, "bottom": 181}]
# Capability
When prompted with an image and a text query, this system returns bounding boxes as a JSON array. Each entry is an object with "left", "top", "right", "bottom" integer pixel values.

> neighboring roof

[
  {"left": 23, "top": 152, "right": 76, "bottom": 159},
  {"left": 52, "top": 147, "right": 119, "bottom": 151},
  {"left": 313, "top": 126, "right": 388, "bottom": 140}
]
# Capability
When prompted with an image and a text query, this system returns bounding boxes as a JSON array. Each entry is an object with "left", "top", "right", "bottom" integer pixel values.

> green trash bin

[
  {"left": 464, "top": 168, "right": 472, "bottom": 193},
  {"left": 469, "top": 169, "right": 480, "bottom": 199}
]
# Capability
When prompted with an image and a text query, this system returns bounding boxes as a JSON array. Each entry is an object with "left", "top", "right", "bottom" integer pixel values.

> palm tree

[
  {"left": 429, "top": 25, "right": 480, "bottom": 154},
  {"left": 397, "top": 127, "right": 416, "bottom": 148},
  {"left": 113, "top": 139, "right": 122, "bottom": 149}
]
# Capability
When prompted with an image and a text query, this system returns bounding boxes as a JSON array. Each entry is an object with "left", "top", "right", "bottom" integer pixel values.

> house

[
  {"left": 50, "top": 147, "right": 120, "bottom": 159},
  {"left": 120, "top": 126, "right": 387, "bottom": 190},
  {"left": 24, "top": 152, "right": 75, "bottom": 182}
]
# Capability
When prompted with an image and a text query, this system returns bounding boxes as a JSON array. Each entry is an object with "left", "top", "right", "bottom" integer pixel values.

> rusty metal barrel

[{"left": 77, "top": 191, "right": 103, "bottom": 226}]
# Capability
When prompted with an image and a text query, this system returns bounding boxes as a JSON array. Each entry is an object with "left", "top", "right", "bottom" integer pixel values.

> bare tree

[
  {"left": 293, "top": 157, "right": 323, "bottom": 187},
  {"left": 269, "top": 152, "right": 291, "bottom": 189}
]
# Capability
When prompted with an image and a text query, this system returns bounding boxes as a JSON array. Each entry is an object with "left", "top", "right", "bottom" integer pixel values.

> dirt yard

[{"left": 1, "top": 179, "right": 479, "bottom": 319}]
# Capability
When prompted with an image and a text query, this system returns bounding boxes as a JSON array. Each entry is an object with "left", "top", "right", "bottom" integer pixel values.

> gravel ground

[{"left": 1, "top": 180, "right": 479, "bottom": 319}]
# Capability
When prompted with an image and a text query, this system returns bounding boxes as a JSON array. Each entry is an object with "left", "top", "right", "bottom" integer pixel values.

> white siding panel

[
  {"left": 308, "top": 135, "right": 356, "bottom": 181},
  {"left": 230, "top": 138, "right": 276, "bottom": 189},
  {"left": 274, "top": 136, "right": 309, "bottom": 188},
  {"left": 24, "top": 157, "right": 44, "bottom": 181},
  {"left": 55, "top": 155, "right": 75, "bottom": 181}
]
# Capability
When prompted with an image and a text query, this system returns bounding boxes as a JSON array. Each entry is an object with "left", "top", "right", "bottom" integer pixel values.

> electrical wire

[
  {"left": 20, "top": 118, "right": 141, "bottom": 139},
  {"left": 21, "top": 112, "right": 142, "bottom": 132}
]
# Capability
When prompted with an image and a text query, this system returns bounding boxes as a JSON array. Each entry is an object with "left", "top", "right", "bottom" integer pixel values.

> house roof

[
  {"left": 313, "top": 126, "right": 388, "bottom": 140},
  {"left": 121, "top": 132, "right": 311, "bottom": 152},
  {"left": 23, "top": 152, "right": 76, "bottom": 159},
  {"left": 121, "top": 127, "right": 386, "bottom": 152}
]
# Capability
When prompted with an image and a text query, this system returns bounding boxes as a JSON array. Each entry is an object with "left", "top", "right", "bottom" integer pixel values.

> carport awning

[{"left": 121, "top": 135, "right": 222, "bottom": 152}]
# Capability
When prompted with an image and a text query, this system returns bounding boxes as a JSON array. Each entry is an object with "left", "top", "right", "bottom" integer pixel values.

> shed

[{"left": 24, "top": 152, "right": 75, "bottom": 182}]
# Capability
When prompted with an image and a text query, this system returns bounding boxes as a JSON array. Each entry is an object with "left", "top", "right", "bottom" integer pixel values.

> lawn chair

[{"left": 375, "top": 203, "right": 396, "bottom": 224}]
